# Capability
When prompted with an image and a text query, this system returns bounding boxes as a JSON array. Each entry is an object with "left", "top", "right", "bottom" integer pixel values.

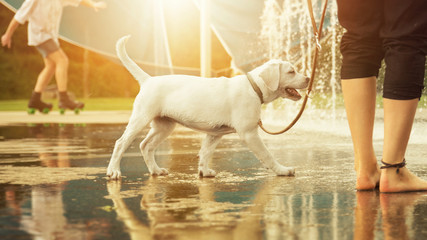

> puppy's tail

[{"left": 116, "top": 35, "right": 150, "bottom": 85}]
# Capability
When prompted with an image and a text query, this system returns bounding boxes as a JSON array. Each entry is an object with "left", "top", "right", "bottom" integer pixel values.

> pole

[{"left": 200, "top": 0, "right": 211, "bottom": 77}]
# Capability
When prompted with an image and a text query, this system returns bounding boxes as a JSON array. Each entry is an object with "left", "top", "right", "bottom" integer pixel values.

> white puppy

[{"left": 107, "top": 36, "right": 309, "bottom": 179}]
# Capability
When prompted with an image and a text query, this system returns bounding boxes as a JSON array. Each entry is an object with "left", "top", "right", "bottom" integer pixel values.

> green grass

[{"left": 0, "top": 98, "right": 135, "bottom": 111}]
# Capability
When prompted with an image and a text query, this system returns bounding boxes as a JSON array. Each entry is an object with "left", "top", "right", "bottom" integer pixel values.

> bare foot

[
  {"left": 356, "top": 163, "right": 381, "bottom": 191},
  {"left": 380, "top": 167, "right": 427, "bottom": 193}
]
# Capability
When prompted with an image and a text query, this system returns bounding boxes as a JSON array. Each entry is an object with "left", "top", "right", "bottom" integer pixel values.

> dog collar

[{"left": 246, "top": 73, "right": 264, "bottom": 104}]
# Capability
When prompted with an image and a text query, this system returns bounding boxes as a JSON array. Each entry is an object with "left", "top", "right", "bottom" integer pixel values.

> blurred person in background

[{"left": 1, "top": 0, "right": 106, "bottom": 113}]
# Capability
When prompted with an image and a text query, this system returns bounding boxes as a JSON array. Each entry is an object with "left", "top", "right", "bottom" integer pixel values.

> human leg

[
  {"left": 379, "top": 43, "right": 427, "bottom": 193},
  {"left": 341, "top": 77, "right": 380, "bottom": 190},
  {"left": 47, "top": 49, "right": 68, "bottom": 92},
  {"left": 379, "top": 99, "right": 427, "bottom": 192},
  {"left": 34, "top": 39, "right": 60, "bottom": 91},
  {"left": 337, "top": 0, "right": 384, "bottom": 190},
  {"left": 382, "top": 99, "right": 418, "bottom": 165},
  {"left": 379, "top": 0, "right": 427, "bottom": 193},
  {"left": 34, "top": 57, "right": 55, "bottom": 92},
  {"left": 47, "top": 48, "right": 84, "bottom": 112},
  {"left": 27, "top": 42, "right": 58, "bottom": 114},
  {"left": 381, "top": 49, "right": 425, "bottom": 177}
]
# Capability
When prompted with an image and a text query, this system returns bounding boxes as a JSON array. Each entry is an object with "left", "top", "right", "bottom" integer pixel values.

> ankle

[
  {"left": 59, "top": 91, "right": 72, "bottom": 102},
  {"left": 356, "top": 162, "right": 380, "bottom": 191},
  {"left": 59, "top": 91, "right": 68, "bottom": 98},
  {"left": 357, "top": 160, "right": 379, "bottom": 174},
  {"left": 30, "top": 91, "right": 42, "bottom": 98},
  {"left": 379, "top": 167, "right": 406, "bottom": 192},
  {"left": 380, "top": 159, "right": 406, "bottom": 174}
]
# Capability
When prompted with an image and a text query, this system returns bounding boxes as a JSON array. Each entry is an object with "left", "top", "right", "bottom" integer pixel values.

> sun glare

[{"left": 162, "top": 0, "right": 195, "bottom": 14}]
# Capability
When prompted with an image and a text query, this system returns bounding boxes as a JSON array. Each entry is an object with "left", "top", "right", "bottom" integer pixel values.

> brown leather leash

[{"left": 258, "top": 0, "right": 329, "bottom": 135}]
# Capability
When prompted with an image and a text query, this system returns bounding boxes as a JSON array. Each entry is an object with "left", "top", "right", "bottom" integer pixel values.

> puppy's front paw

[
  {"left": 107, "top": 167, "right": 122, "bottom": 180},
  {"left": 199, "top": 168, "right": 216, "bottom": 178},
  {"left": 151, "top": 168, "right": 169, "bottom": 176},
  {"left": 272, "top": 165, "right": 295, "bottom": 176}
]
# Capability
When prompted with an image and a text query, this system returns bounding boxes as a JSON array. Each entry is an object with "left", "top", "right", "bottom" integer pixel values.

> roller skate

[
  {"left": 58, "top": 91, "right": 85, "bottom": 115},
  {"left": 27, "top": 92, "right": 53, "bottom": 114}
]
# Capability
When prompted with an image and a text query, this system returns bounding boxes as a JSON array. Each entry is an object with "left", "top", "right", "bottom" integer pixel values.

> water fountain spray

[{"left": 258, "top": 0, "right": 330, "bottom": 135}]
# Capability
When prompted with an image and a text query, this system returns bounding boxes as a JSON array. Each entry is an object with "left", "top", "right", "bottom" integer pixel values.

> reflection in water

[
  {"left": 106, "top": 176, "right": 291, "bottom": 239},
  {"left": 105, "top": 176, "right": 427, "bottom": 240},
  {"left": 354, "top": 191, "right": 380, "bottom": 240},
  {"left": 20, "top": 185, "right": 68, "bottom": 239},
  {"left": 4, "top": 125, "right": 71, "bottom": 239},
  {"left": 0, "top": 124, "right": 107, "bottom": 239},
  {"left": 0, "top": 124, "right": 426, "bottom": 239},
  {"left": 380, "top": 193, "right": 426, "bottom": 240},
  {"left": 354, "top": 191, "right": 427, "bottom": 240}
]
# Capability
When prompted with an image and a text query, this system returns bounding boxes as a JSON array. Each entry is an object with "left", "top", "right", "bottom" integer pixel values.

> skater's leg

[
  {"left": 47, "top": 49, "right": 68, "bottom": 92},
  {"left": 28, "top": 58, "right": 55, "bottom": 113},
  {"left": 46, "top": 48, "right": 84, "bottom": 112},
  {"left": 34, "top": 57, "right": 55, "bottom": 92}
]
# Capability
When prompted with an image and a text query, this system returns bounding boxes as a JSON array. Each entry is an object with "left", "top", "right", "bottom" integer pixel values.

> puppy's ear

[{"left": 259, "top": 62, "right": 280, "bottom": 91}]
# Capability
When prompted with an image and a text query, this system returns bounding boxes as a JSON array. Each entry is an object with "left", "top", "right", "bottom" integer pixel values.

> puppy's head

[{"left": 258, "top": 60, "right": 309, "bottom": 101}]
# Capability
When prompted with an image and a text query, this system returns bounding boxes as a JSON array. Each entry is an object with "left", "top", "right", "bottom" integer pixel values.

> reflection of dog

[{"left": 107, "top": 36, "right": 309, "bottom": 179}]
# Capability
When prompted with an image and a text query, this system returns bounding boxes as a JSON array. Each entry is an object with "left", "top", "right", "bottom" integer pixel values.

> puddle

[{"left": 0, "top": 123, "right": 426, "bottom": 239}]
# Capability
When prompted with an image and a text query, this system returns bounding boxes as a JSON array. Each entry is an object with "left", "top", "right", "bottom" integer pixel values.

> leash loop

[{"left": 258, "top": 0, "right": 328, "bottom": 135}]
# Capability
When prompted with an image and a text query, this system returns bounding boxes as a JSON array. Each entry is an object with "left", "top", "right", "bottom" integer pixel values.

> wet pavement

[{"left": 0, "top": 113, "right": 427, "bottom": 239}]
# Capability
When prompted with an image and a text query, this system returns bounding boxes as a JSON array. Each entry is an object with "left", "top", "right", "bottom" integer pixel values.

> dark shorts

[
  {"left": 35, "top": 39, "right": 60, "bottom": 58},
  {"left": 337, "top": 0, "right": 427, "bottom": 100}
]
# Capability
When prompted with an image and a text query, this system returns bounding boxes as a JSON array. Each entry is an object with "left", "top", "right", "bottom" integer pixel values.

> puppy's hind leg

[
  {"left": 107, "top": 116, "right": 150, "bottom": 180},
  {"left": 140, "top": 117, "right": 176, "bottom": 176},
  {"left": 198, "top": 134, "right": 223, "bottom": 177}
]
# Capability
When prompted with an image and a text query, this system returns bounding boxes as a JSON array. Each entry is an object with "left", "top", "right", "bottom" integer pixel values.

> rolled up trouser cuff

[
  {"left": 340, "top": 36, "right": 384, "bottom": 80},
  {"left": 382, "top": 44, "right": 425, "bottom": 100}
]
